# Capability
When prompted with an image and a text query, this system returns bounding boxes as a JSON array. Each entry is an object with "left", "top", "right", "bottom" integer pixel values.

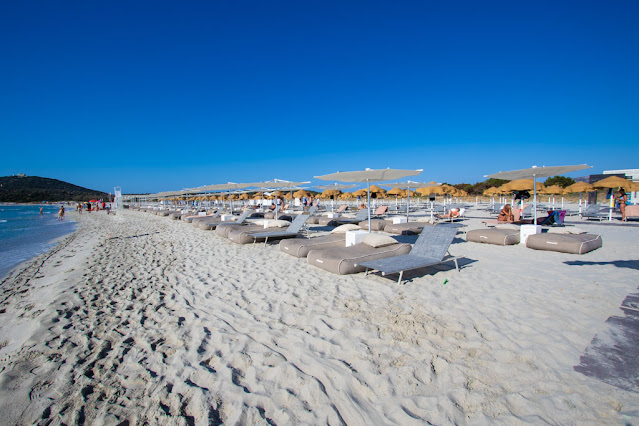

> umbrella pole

[
  {"left": 367, "top": 180, "right": 372, "bottom": 233},
  {"left": 406, "top": 189, "right": 410, "bottom": 221},
  {"left": 533, "top": 175, "right": 538, "bottom": 224}
]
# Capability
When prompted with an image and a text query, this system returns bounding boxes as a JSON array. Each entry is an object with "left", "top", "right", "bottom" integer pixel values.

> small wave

[{"left": 0, "top": 220, "right": 7, "bottom": 223}]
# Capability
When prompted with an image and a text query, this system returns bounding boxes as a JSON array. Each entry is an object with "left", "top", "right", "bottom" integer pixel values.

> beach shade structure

[
  {"left": 381, "top": 181, "right": 439, "bottom": 220},
  {"left": 340, "top": 192, "right": 353, "bottom": 200},
  {"left": 315, "top": 168, "right": 423, "bottom": 232},
  {"left": 486, "top": 164, "right": 592, "bottom": 223},
  {"left": 593, "top": 175, "right": 635, "bottom": 190},
  {"left": 293, "top": 189, "right": 312, "bottom": 199},
  {"left": 416, "top": 186, "right": 441, "bottom": 196}
]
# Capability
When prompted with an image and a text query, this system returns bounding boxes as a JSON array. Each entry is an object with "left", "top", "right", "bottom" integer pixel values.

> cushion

[
  {"left": 331, "top": 224, "right": 361, "bottom": 233},
  {"left": 466, "top": 228, "right": 520, "bottom": 245},
  {"left": 361, "top": 234, "right": 397, "bottom": 248},
  {"left": 548, "top": 227, "right": 586, "bottom": 235},
  {"left": 526, "top": 233, "right": 602, "bottom": 254},
  {"left": 252, "top": 219, "right": 266, "bottom": 226},
  {"left": 268, "top": 220, "right": 291, "bottom": 228}
]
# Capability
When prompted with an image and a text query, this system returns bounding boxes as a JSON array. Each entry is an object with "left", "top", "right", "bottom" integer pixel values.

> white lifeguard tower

[{"left": 113, "top": 187, "right": 123, "bottom": 209}]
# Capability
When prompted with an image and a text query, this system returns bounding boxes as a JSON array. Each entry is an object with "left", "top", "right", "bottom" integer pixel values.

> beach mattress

[
  {"left": 308, "top": 216, "right": 321, "bottom": 225},
  {"left": 279, "top": 234, "right": 346, "bottom": 258},
  {"left": 466, "top": 228, "right": 520, "bottom": 245},
  {"left": 358, "top": 219, "right": 392, "bottom": 231},
  {"left": 169, "top": 212, "right": 182, "bottom": 220},
  {"left": 307, "top": 243, "right": 411, "bottom": 275},
  {"left": 383, "top": 222, "right": 426, "bottom": 235},
  {"left": 228, "top": 226, "right": 284, "bottom": 244},
  {"left": 215, "top": 223, "right": 262, "bottom": 238},
  {"left": 526, "top": 233, "right": 602, "bottom": 254}
]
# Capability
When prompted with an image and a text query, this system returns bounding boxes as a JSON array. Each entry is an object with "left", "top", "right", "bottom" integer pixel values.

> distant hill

[{"left": 0, "top": 176, "right": 109, "bottom": 203}]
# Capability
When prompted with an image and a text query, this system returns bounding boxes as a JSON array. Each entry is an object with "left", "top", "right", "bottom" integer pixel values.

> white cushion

[
  {"left": 361, "top": 233, "right": 397, "bottom": 248},
  {"left": 331, "top": 224, "right": 361, "bottom": 233},
  {"left": 269, "top": 220, "right": 291, "bottom": 228},
  {"left": 252, "top": 219, "right": 266, "bottom": 226}
]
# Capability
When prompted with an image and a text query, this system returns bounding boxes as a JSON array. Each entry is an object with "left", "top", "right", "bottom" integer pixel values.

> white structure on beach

[{"left": 604, "top": 168, "right": 638, "bottom": 203}]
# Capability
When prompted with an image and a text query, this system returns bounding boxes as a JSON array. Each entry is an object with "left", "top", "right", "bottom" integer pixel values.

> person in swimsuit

[
  {"left": 497, "top": 204, "right": 515, "bottom": 222},
  {"left": 617, "top": 188, "right": 628, "bottom": 222}
]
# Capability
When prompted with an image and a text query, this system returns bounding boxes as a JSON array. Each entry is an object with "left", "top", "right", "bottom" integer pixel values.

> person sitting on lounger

[
  {"left": 498, "top": 204, "right": 515, "bottom": 222},
  {"left": 438, "top": 208, "right": 460, "bottom": 219}
]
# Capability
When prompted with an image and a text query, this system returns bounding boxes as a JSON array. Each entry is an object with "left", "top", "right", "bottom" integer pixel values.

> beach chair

[
  {"left": 357, "top": 225, "right": 460, "bottom": 284},
  {"left": 247, "top": 214, "right": 313, "bottom": 246},
  {"left": 198, "top": 210, "right": 252, "bottom": 230},
  {"left": 581, "top": 205, "right": 608, "bottom": 221}
]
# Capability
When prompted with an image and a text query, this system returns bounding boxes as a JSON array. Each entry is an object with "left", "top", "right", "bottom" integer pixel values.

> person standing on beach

[
  {"left": 617, "top": 188, "right": 628, "bottom": 222},
  {"left": 57, "top": 205, "right": 65, "bottom": 221}
]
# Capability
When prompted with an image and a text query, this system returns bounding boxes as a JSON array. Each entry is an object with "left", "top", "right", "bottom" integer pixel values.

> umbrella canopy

[
  {"left": 340, "top": 192, "right": 353, "bottom": 199},
  {"left": 483, "top": 187, "right": 500, "bottom": 196},
  {"left": 502, "top": 179, "right": 545, "bottom": 192},
  {"left": 387, "top": 187, "right": 404, "bottom": 195},
  {"left": 293, "top": 189, "right": 312, "bottom": 199},
  {"left": 320, "top": 189, "right": 342, "bottom": 198},
  {"left": 239, "top": 193, "right": 250, "bottom": 200},
  {"left": 352, "top": 189, "right": 368, "bottom": 197},
  {"left": 486, "top": 164, "right": 592, "bottom": 222},
  {"left": 592, "top": 175, "right": 635, "bottom": 190},
  {"left": 541, "top": 185, "right": 565, "bottom": 195},
  {"left": 564, "top": 182, "right": 594, "bottom": 193},
  {"left": 315, "top": 168, "right": 423, "bottom": 231},
  {"left": 417, "top": 186, "right": 441, "bottom": 196}
]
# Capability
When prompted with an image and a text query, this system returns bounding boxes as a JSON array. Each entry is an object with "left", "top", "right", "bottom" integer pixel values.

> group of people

[{"left": 496, "top": 188, "right": 629, "bottom": 223}]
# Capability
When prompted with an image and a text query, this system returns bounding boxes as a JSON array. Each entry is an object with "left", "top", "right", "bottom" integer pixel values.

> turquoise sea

[{"left": 0, "top": 205, "right": 76, "bottom": 280}]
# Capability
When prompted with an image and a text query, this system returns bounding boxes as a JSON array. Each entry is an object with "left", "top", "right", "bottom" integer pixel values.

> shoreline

[
  {"left": 0, "top": 207, "right": 78, "bottom": 282},
  {"left": 0, "top": 208, "right": 637, "bottom": 423}
]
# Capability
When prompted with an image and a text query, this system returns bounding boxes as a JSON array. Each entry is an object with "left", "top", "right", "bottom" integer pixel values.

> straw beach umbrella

[
  {"left": 315, "top": 168, "right": 423, "bottom": 232},
  {"left": 486, "top": 164, "right": 592, "bottom": 223}
]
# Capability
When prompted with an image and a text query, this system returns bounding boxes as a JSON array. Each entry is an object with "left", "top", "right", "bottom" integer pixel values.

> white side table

[
  {"left": 520, "top": 224, "right": 541, "bottom": 245},
  {"left": 345, "top": 230, "right": 368, "bottom": 247},
  {"left": 393, "top": 217, "right": 408, "bottom": 224}
]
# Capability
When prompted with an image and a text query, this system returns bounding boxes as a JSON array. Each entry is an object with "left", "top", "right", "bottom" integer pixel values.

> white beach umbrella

[
  {"left": 315, "top": 168, "right": 423, "bottom": 232},
  {"left": 485, "top": 164, "right": 592, "bottom": 223}
]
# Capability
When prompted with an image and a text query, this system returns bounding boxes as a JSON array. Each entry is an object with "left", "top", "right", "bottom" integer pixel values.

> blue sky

[{"left": 1, "top": 1, "right": 638, "bottom": 193}]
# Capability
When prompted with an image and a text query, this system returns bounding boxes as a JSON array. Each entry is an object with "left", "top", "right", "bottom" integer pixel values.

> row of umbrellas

[
  {"left": 139, "top": 164, "right": 636, "bottom": 229},
  {"left": 483, "top": 176, "right": 639, "bottom": 196}
]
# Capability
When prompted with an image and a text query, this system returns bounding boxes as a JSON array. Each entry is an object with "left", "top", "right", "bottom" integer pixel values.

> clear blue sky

[{"left": 1, "top": 1, "right": 638, "bottom": 193}]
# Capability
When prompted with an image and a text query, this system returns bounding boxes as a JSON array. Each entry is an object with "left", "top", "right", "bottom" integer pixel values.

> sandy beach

[{"left": 0, "top": 208, "right": 637, "bottom": 424}]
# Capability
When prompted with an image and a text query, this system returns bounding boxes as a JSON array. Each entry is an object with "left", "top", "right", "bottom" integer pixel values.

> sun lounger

[
  {"left": 581, "top": 205, "right": 608, "bottom": 221},
  {"left": 307, "top": 234, "right": 411, "bottom": 275},
  {"left": 223, "top": 207, "right": 316, "bottom": 240},
  {"left": 198, "top": 210, "right": 251, "bottom": 230},
  {"left": 358, "top": 219, "right": 392, "bottom": 231},
  {"left": 356, "top": 225, "right": 460, "bottom": 284},
  {"left": 526, "top": 231, "right": 602, "bottom": 254},
  {"left": 383, "top": 222, "right": 427, "bottom": 235},
  {"left": 238, "top": 214, "right": 312, "bottom": 246},
  {"left": 280, "top": 233, "right": 346, "bottom": 258},
  {"left": 183, "top": 211, "right": 220, "bottom": 223},
  {"left": 466, "top": 227, "right": 520, "bottom": 245}
]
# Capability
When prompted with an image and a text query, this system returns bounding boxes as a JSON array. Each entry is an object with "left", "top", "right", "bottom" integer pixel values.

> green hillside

[{"left": 0, "top": 175, "right": 109, "bottom": 203}]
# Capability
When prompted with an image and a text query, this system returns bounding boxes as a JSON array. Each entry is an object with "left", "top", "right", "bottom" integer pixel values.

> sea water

[{"left": 0, "top": 205, "right": 76, "bottom": 280}]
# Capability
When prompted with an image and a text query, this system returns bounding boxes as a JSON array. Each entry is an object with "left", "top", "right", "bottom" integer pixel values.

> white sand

[{"left": 0, "top": 208, "right": 637, "bottom": 424}]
